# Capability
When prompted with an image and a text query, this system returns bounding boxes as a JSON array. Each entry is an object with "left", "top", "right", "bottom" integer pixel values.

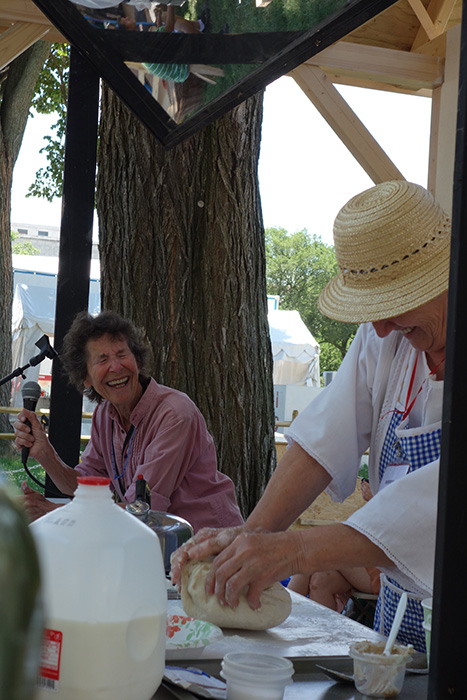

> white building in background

[{"left": 12, "top": 222, "right": 100, "bottom": 259}]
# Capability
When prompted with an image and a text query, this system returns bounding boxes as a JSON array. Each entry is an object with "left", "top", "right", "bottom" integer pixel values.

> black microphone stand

[
  {"left": 0, "top": 335, "right": 59, "bottom": 387},
  {"left": 0, "top": 335, "right": 59, "bottom": 489}
]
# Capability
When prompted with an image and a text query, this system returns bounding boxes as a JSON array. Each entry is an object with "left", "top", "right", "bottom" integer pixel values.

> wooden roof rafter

[
  {"left": 0, "top": 0, "right": 64, "bottom": 43},
  {"left": 303, "top": 41, "right": 444, "bottom": 94},
  {"left": 0, "top": 21, "right": 50, "bottom": 70},
  {"left": 289, "top": 0, "right": 461, "bottom": 188},
  {"left": 292, "top": 62, "right": 406, "bottom": 183},
  {"left": 410, "top": 0, "right": 458, "bottom": 50}
]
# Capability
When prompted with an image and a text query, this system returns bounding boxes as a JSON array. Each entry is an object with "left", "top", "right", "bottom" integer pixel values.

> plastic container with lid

[
  {"left": 31, "top": 476, "right": 167, "bottom": 700},
  {"left": 221, "top": 652, "right": 294, "bottom": 700}
]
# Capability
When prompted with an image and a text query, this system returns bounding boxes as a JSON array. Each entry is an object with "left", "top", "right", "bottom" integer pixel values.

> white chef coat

[{"left": 286, "top": 323, "right": 442, "bottom": 596}]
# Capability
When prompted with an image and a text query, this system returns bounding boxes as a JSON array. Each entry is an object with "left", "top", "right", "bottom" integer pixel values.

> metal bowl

[{"left": 126, "top": 501, "right": 193, "bottom": 573}]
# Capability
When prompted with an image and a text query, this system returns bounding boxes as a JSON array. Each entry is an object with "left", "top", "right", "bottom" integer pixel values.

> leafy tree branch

[{"left": 265, "top": 226, "right": 358, "bottom": 371}]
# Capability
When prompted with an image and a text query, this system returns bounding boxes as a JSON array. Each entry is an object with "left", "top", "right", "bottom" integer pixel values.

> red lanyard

[{"left": 383, "top": 354, "right": 444, "bottom": 422}]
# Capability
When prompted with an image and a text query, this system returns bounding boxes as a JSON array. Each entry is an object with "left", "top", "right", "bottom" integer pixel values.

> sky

[{"left": 11, "top": 75, "right": 432, "bottom": 246}]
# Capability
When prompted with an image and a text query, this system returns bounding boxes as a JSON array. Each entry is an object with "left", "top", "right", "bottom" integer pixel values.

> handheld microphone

[{"left": 21, "top": 381, "right": 42, "bottom": 466}]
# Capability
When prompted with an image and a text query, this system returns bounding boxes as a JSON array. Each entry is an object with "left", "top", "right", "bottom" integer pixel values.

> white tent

[
  {"left": 268, "top": 309, "right": 320, "bottom": 387},
  {"left": 11, "top": 254, "right": 101, "bottom": 405}
]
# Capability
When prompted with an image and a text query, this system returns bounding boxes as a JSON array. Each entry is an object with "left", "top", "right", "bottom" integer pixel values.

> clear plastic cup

[
  {"left": 221, "top": 652, "right": 294, "bottom": 700},
  {"left": 348, "top": 640, "right": 412, "bottom": 698}
]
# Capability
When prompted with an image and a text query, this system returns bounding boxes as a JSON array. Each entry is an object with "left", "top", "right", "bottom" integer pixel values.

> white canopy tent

[
  {"left": 268, "top": 309, "right": 320, "bottom": 387},
  {"left": 11, "top": 260, "right": 319, "bottom": 401},
  {"left": 11, "top": 254, "right": 101, "bottom": 406}
]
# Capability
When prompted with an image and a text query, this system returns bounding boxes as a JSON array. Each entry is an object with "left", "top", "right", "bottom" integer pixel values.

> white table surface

[
  {"left": 166, "top": 589, "right": 383, "bottom": 662},
  {"left": 159, "top": 592, "right": 430, "bottom": 700}
]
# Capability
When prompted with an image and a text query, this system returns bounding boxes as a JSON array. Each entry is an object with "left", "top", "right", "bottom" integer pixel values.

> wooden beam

[
  {"left": 407, "top": 0, "right": 439, "bottom": 41},
  {"left": 304, "top": 41, "right": 444, "bottom": 91},
  {"left": 431, "top": 0, "right": 459, "bottom": 32},
  {"left": 292, "top": 64, "right": 405, "bottom": 184},
  {"left": 0, "top": 21, "right": 49, "bottom": 69},
  {"left": 0, "top": 0, "right": 65, "bottom": 42},
  {"left": 0, "top": 0, "right": 51, "bottom": 26},
  {"left": 428, "top": 85, "right": 441, "bottom": 195},
  {"left": 317, "top": 72, "right": 433, "bottom": 97},
  {"left": 411, "top": 0, "right": 457, "bottom": 51}
]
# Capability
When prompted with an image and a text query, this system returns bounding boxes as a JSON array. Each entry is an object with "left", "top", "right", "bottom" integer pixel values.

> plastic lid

[{"left": 77, "top": 476, "right": 111, "bottom": 486}]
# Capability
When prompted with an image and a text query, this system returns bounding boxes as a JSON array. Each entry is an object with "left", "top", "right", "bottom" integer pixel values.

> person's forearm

[
  {"left": 245, "top": 442, "right": 331, "bottom": 533},
  {"left": 293, "top": 522, "right": 393, "bottom": 574},
  {"left": 164, "top": 6, "right": 175, "bottom": 32},
  {"left": 37, "top": 445, "right": 79, "bottom": 496}
]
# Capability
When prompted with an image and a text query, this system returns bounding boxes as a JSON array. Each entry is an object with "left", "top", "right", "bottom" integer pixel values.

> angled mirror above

[{"left": 32, "top": 0, "right": 399, "bottom": 146}]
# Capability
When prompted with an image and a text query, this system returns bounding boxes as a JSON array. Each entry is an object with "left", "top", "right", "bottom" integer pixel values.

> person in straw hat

[{"left": 171, "top": 180, "right": 449, "bottom": 652}]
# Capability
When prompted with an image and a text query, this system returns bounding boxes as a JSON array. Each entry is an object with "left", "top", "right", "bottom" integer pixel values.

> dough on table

[{"left": 180, "top": 558, "right": 292, "bottom": 630}]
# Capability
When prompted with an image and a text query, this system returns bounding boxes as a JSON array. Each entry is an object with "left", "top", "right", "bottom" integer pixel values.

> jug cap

[{"left": 77, "top": 476, "right": 111, "bottom": 486}]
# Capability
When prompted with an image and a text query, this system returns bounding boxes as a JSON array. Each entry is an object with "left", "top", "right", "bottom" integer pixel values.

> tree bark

[
  {"left": 97, "top": 87, "right": 275, "bottom": 516},
  {"left": 0, "top": 42, "right": 50, "bottom": 449}
]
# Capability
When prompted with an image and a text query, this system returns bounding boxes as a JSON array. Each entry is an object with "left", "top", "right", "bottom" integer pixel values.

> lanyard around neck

[
  {"left": 111, "top": 420, "right": 136, "bottom": 482},
  {"left": 382, "top": 353, "right": 445, "bottom": 423}
]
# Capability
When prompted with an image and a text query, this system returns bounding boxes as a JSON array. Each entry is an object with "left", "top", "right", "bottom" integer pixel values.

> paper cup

[
  {"left": 421, "top": 598, "right": 432, "bottom": 627},
  {"left": 421, "top": 598, "right": 432, "bottom": 666},
  {"left": 422, "top": 621, "right": 431, "bottom": 667}
]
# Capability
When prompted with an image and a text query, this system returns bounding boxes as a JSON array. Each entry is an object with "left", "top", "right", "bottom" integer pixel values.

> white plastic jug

[{"left": 31, "top": 476, "right": 167, "bottom": 700}]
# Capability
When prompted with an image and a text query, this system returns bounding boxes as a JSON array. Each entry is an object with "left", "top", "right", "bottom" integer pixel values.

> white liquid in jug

[{"left": 36, "top": 613, "right": 165, "bottom": 700}]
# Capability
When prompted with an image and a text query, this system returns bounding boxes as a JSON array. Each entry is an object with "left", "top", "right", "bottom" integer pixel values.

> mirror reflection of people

[
  {"left": 15, "top": 311, "right": 243, "bottom": 532},
  {"left": 120, "top": 4, "right": 207, "bottom": 83},
  {"left": 119, "top": 4, "right": 206, "bottom": 33},
  {"left": 172, "top": 180, "right": 450, "bottom": 653},
  {"left": 154, "top": 4, "right": 206, "bottom": 34}
]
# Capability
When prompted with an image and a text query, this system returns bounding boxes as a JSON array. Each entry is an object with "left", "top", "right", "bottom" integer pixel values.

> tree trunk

[
  {"left": 0, "top": 42, "right": 50, "bottom": 450},
  {"left": 97, "top": 87, "right": 275, "bottom": 516}
]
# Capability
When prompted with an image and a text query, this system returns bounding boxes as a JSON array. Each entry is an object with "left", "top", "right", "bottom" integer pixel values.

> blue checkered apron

[{"left": 373, "top": 408, "right": 441, "bottom": 651}]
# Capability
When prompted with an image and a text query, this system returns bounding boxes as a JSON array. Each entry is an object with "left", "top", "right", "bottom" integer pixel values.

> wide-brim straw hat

[{"left": 318, "top": 180, "right": 451, "bottom": 323}]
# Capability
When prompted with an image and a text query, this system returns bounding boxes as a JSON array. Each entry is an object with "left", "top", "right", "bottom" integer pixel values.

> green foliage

[
  {"left": 265, "top": 226, "right": 358, "bottom": 370},
  {"left": 318, "top": 342, "right": 342, "bottom": 373},
  {"left": 10, "top": 230, "right": 40, "bottom": 256},
  {"left": 28, "top": 44, "right": 70, "bottom": 201},
  {"left": 358, "top": 459, "right": 369, "bottom": 479}
]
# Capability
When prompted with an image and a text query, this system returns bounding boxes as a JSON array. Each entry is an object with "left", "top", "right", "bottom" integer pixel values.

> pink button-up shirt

[{"left": 76, "top": 378, "right": 243, "bottom": 532}]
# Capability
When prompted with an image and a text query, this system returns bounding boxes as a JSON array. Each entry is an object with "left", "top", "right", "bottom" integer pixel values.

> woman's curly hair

[{"left": 60, "top": 310, "right": 152, "bottom": 403}]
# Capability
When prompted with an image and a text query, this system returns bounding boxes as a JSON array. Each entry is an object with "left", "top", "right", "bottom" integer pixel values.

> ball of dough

[{"left": 181, "top": 559, "right": 292, "bottom": 630}]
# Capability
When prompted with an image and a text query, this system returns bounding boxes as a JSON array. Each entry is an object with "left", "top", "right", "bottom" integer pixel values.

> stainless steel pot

[{"left": 126, "top": 501, "right": 193, "bottom": 573}]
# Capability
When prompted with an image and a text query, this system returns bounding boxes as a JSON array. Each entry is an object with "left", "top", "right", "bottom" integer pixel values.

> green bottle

[{"left": 0, "top": 478, "right": 43, "bottom": 699}]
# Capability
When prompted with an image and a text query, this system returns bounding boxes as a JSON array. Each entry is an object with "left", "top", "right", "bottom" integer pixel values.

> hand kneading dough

[{"left": 181, "top": 559, "right": 292, "bottom": 630}]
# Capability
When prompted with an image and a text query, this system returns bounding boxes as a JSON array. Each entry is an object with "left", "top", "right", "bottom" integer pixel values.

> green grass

[
  {"left": 0, "top": 454, "right": 47, "bottom": 493},
  {"left": 0, "top": 440, "right": 89, "bottom": 494}
]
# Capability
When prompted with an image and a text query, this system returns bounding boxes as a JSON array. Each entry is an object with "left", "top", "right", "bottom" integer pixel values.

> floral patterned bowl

[{"left": 166, "top": 614, "right": 223, "bottom": 649}]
